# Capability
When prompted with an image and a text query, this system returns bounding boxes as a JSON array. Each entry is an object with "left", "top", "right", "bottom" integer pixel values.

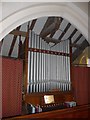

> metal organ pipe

[
  {"left": 27, "top": 31, "right": 71, "bottom": 93},
  {"left": 38, "top": 36, "right": 40, "bottom": 92}
]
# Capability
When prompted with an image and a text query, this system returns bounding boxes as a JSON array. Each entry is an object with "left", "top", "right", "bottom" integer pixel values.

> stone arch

[{"left": 0, "top": 3, "right": 88, "bottom": 42}]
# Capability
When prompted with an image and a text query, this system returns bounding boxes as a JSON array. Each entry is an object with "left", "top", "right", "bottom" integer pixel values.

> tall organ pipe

[{"left": 28, "top": 31, "right": 71, "bottom": 93}]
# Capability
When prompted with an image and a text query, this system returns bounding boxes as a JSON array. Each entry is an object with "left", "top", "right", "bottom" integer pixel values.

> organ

[
  {"left": 26, "top": 30, "right": 71, "bottom": 93},
  {"left": 1, "top": 25, "right": 89, "bottom": 119}
]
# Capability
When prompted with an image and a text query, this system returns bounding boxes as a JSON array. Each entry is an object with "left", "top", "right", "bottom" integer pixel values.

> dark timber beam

[
  {"left": 44, "top": 37, "right": 60, "bottom": 43},
  {"left": 58, "top": 23, "right": 71, "bottom": 40},
  {"left": 72, "top": 40, "right": 89, "bottom": 62},
  {"left": 69, "top": 28, "right": 77, "bottom": 39},
  {"left": 40, "top": 17, "right": 61, "bottom": 38},
  {"left": 72, "top": 34, "right": 82, "bottom": 45},
  {"left": 50, "top": 18, "right": 63, "bottom": 38},
  {"left": 18, "top": 36, "right": 22, "bottom": 58},
  {"left": 10, "top": 30, "right": 26, "bottom": 37},
  {"left": 0, "top": 39, "right": 4, "bottom": 53},
  {"left": 69, "top": 39, "right": 73, "bottom": 92},
  {"left": 10, "top": 30, "right": 63, "bottom": 44},
  {"left": 70, "top": 44, "right": 80, "bottom": 48},
  {"left": 8, "top": 26, "right": 21, "bottom": 56},
  {"left": 29, "top": 19, "right": 37, "bottom": 30},
  {"left": 10, "top": 20, "right": 37, "bottom": 37},
  {"left": 40, "top": 17, "right": 55, "bottom": 36}
]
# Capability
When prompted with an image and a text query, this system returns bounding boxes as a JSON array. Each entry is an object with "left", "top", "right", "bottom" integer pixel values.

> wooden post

[
  {"left": 18, "top": 35, "right": 22, "bottom": 58},
  {"left": 0, "top": 39, "right": 4, "bottom": 53},
  {"left": 24, "top": 23, "right": 29, "bottom": 94},
  {"left": 69, "top": 38, "right": 73, "bottom": 93}
]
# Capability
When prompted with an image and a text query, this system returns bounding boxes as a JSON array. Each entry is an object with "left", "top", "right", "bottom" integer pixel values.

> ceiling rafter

[
  {"left": 10, "top": 30, "right": 26, "bottom": 37},
  {"left": 18, "top": 35, "right": 22, "bottom": 58},
  {"left": 40, "top": 17, "right": 61, "bottom": 38},
  {"left": 10, "top": 30, "right": 66, "bottom": 44},
  {"left": 70, "top": 43, "right": 80, "bottom": 48},
  {"left": 72, "top": 39, "right": 89, "bottom": 61},
  {"left": 69, "top": 28, "right": 77, "bottom": 39},
  {"left": 72, "top": 34, "right": 82, "bottom": 45},
  {"left": 58, "top": 23, "right": 71, "bottom": 40},
  {"left": 29, "top": 19, "right": 37, "bottom": 30},
  {"left": 40, "top": 17, "right": 55, "bottom": 36},
  {"left": 8, "top": 26, "right": 21, "bottom": 57},
  {"left": 9, "top": 29, "right": 83, "bottom": 48},
  {"left": 50, "top": 18, "right": 63, "bottom": 38}
]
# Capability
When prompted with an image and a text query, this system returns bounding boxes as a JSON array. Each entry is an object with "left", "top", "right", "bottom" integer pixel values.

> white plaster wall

[
  {"left": 0, "top": 2, "right": 89, "bottom": 43},
  {"left": 74, "top": 2, "right": 88, "bottom": 14}
]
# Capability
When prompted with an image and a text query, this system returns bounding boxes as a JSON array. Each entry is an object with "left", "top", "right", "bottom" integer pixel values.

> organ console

[{"left": 22, "top": 91, "right": 76, "bottom": 114}]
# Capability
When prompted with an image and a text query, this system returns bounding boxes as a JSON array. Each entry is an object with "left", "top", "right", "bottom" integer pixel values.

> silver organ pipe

[{"left": 27, "top": 31, "right": 71, "bottom": 93}]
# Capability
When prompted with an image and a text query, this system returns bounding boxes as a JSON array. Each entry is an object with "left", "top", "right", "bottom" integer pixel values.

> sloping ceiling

[{"left": 0, "top": 16, "right": 89, "bottom": 62}]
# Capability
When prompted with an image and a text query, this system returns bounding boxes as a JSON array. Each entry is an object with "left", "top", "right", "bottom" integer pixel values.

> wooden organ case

[
  {"left": 1, "top": 57, "right": 23, "bottom": 118},
  {"left": 21, "top": 29, "right": 89, "bottom": 119}
]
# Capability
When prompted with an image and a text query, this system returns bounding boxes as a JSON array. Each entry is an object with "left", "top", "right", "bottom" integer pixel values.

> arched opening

[
  {"left": 0, "top": 3, "right": 89, "bottom": 118},
  {"left": 0, "top": 3, "right": 88, "bottom": 41}
]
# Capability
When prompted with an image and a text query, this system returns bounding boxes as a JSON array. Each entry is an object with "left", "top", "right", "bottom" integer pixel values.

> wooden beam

[
  {"left": 0, "top": 39, "right": 4, "bottom": 53},
  {"left": 70, "top": 44, "right": 80, "bottom": 48},
  {"left": 24, "top": 22, "right": 30, "bottom": 94},
  {"left": 58, "top": 23, "right": 71, "bottom": 40},
  {"left": 29, "top": 19, "right": 37, "bottom": 30},
  {"left": 50, "top": 18, "right": 63, "bottom": 38},
  {"left": 18, "top": 20, "right": 36, "bottom": 59},
  {"left": 49, "top": 30, "right": 56, "bottom": 38},
  {"left": 10, "top": 30, "right": 26, "bottom": 37},
  {"left": 10, "top": 30, "right": 69, "bottom": 44},
  {"left": 72, "top": 34, "right": 82, "bottom": 45},
  {"left": 72, "top": 40, "right": 89, "bottom": 61},
  {"left": 10, "top": 20, "right": 37, "bottom": 37},
  {"left": 40, "top": 22, "right": 59, "bottom": 38},
  {"left": 40, "top": 17, "right": 55, "bottom": 36},
  {"left": 40, "top": 17, "right": 61, "bottom": 38},
  {"left": 69, "top": 39, "right": 73, "bottom": 92},
  {"left": 18, "top": 36, "right": 23, "bottom": 58},
  {"left": 69, "top": 28, "right": 77, "bottom": 39},
  {"left": 44, "top": 37, "right": 60, "bottom": 44},
  {"left": 8, "top": 26, "right": 21, "bottom": 56}
]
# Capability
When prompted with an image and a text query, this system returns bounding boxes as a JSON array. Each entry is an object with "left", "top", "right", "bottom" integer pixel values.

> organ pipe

[{"left": 27, "top": 30, "right": 71, "bottom": 93}]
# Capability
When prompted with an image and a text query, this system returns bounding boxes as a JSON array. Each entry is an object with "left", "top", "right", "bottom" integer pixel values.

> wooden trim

[
  {"left": 28, "top": 48, "right": 70, "bottom": 57},
  {"left": 13, "top": 104, "right": 90, "bottom": 119}
]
